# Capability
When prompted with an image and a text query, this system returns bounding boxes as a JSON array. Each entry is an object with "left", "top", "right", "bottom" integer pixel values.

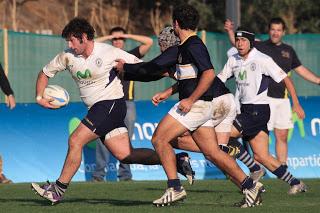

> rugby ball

[{"left": 43, "top": 85, "right": 70, "bottom": 107}]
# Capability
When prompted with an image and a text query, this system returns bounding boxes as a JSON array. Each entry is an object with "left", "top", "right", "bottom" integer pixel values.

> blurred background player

[
  {"left": 225, "top": 18, "right": 320, "bottom": 167},
  {"left": 0, "top": 62, "right": 15, "bottom": 184},
  {"left": 93, "top": 27, "right": 153, "bottom": 181}
]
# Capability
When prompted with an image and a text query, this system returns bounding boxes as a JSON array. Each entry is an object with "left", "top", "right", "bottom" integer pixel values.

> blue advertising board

[{"left": 0, "top": 97, "right": 319, "bottom": 183}]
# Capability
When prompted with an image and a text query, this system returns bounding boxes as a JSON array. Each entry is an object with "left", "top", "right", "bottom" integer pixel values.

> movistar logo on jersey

[
  {"left": 76, "top": 69, "right": 92, "bottom": 79},
  {"left": 238, "top": 70, "right": 247, "bottom": 80}
]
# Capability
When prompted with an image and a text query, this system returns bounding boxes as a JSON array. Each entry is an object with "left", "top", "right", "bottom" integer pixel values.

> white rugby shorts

[
  {"left": 168, "top": 93, "right": 236, "bottom": 132},
  {"left": 168, "top": 100, "right": 213, "bottom": 131},
  {"left": 267, "top": 97, "right": 293, "bottom": 130},
  {"left": 203, "top": 93, "right": 236, "bottom": 132}
]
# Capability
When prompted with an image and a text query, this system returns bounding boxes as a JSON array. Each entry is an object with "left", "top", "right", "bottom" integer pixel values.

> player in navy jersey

[
  {"left": 117, "top": 6, "right": 264, "bottom": 208},
  {"left": 218, "top": 28, "right": 307, "bottom": 197},
  {"left": 225, "top": 18, "right": 320, "bottom": 168}
]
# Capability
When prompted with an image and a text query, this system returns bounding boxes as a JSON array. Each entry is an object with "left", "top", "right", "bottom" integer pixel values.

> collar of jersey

[
  {"left": 179, "top": 32, "right": 197, "bottom": 45},
  {"left": 79, "top": 42, "right": 97, "bottom": 58}
]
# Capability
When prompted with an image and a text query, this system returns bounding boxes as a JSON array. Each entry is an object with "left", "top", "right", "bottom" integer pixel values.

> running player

[
  {"left": 218, "top": 28, "right": 307, "bottom": 197},
  {"left": 117, "top": 5, "right": 264, "bottom": 208},
  {"left": 30, "top": 18, "right": 193, "bottom": 205}
]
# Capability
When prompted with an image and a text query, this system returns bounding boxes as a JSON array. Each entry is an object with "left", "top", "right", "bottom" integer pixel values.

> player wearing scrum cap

[
  {"left": 116, "top": 6, "right": 265, "bottom": 207},
  {"left": 217, "top": 28, "right": 307, "bottom": 199}
]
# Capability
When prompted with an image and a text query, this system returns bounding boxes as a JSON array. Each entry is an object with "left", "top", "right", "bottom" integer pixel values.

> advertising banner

[{"left": 1, "top": 97, "right": 319, "bottom": 183}]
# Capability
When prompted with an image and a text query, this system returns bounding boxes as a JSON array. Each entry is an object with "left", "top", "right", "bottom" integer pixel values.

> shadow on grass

[
  {"left": 0, "top": 198, "right": 151, "bottom": 207},
  {"left": 144, "top": 187, "right": 236, "bottom": 194}
]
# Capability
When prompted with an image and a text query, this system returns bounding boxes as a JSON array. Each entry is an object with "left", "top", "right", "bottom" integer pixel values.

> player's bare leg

[
  {"left": 274, "top": 128, "right": 289, "bottom": 165},
  {"left": 249, "top": 131, "right": 307, "bottom": 195},
  {"left": 191, "top": 126, "right": 264, "bottom": 207},
  {"left": 152, "top": 114, "right": 189, "bottom": 206},
  {"left": 31, "top": 123, "right": 98, "bottom": 205}
]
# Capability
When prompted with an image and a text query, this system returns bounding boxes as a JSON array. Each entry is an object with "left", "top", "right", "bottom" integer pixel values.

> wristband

[{"left": 36, "top": 95, "right": 42, "bottom": 101}]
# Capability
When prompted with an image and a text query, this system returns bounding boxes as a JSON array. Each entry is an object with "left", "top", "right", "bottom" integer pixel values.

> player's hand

[
  {"left": 114, "top": 59, "right": 126, "bottom": 73},
  {"left": 292, "top": 104, "right": 305, "bottom": 119},
  {"left": 152, "top": 92, "right": 170, "bottom": 106},
  {"left": 178, "top": 98, "right": 194, "bottom": 113},
  {"left": 224, "top": 19, "right": 234, "bottom": 32},
  {"left": 6, "top": 94, "right": 16, "bottom": 110},
  {"left": 36, "top": 96, "right": 60, "bottom": 109}
]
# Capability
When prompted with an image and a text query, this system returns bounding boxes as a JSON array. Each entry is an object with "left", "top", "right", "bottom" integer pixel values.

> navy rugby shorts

[
  {"left": 82, "top": 98, "right": 127, "bottom": 138},
  {"left": 233, "top": 104, "right": 270, "bottom": 141}
]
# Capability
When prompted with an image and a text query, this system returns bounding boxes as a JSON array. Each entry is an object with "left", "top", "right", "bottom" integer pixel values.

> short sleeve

[
  {"left": 42, "top": 53, "right": 68, "bottom": 78},
  {"left": 261, "top": 57, "right": 287, "bottom": 83},
  {"left": 114, "top": 48, "right": 142, "bottom": 64},
  {"left": 188, "top": 42, "right": 214, "bottom": 73},
  {"left": 217, "top": 58, "right": 235, "bottom": 83},
  {"left": 290, "top": 48, "right": 302, "bottom": 69}
]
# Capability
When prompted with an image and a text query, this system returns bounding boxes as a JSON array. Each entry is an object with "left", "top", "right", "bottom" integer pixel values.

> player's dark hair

[
  {"left": 109, "top": 26, "right": 127, "bottom": 34},
  {"left": 172, "top": 5, "right": 199, "bottom": 31},
  {"left": 62, "top": 17, "right": 95, "bottom": 41},
  {"left": 268, "top": 17, "right": 286, "bottom": 31}
]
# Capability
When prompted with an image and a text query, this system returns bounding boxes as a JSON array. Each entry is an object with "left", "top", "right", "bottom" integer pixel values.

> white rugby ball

[{"left": 43, "top": 85, "right": 70, "bottom": 107}]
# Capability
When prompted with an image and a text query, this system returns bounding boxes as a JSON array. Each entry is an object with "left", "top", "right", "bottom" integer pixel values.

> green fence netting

[{"left": 0, "top": 30, "right": 319, "bottom": 103}]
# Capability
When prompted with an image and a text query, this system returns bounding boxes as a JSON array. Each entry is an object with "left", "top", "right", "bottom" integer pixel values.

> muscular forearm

[{"left": 36, "top": 71, "right": 49, "bottom": 97}]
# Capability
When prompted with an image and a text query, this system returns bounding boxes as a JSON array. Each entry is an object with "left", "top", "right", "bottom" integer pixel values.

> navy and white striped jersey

[{"left": 176, "top": 35, "right": 215, "bottom": 101}]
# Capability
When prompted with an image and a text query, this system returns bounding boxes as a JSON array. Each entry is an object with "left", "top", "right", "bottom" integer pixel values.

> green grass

[{"left": 0, "top": 179, "right": 319, "bottom": 213}]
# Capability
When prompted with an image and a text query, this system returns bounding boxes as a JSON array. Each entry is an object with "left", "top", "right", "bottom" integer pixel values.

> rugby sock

[
  {"left": 167, "top": 179, "right": 182, "bottom": 191},
  {"left": 218, "top": 144, "right": 230, "bottom": 153},
  {"left": 228, "top": 138, "right": 261, "bottom": 173},
  {"left": 272, "top": 165, "right": 300, "bottom": 186},
  {"left": 240, "top": 176, "right": 254, "bottom": 190},
  {"left": 55, "top": 180, "right": 68, "bottom": 196}
]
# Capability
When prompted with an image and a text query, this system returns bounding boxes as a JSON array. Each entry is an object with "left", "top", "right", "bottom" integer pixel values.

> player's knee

[
  {"left": 68, "top": 136, "right": 83, "bottom": 150},
  {"left": 151, "top": 136, "right": 161, "bottom": 148},
  {"left": 119, "top": 155, "right": 132, "bottom": 164}
]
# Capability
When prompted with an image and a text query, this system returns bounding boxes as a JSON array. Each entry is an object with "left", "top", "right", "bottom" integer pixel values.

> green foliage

[{"left": 241, "top": 0, "right": 320, "bottom": 33}]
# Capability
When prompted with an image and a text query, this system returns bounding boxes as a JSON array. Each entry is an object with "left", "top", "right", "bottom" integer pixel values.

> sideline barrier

[{"left": 0, "top": 97, "right": 320, "bottom": 183}]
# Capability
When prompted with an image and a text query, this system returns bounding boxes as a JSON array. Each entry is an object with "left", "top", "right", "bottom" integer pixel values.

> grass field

[{"left": 0, "top": 179, "right": 319, "bottom": 213}]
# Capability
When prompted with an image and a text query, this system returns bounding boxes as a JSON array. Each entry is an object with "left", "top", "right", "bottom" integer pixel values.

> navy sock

[
  {"left": 55, "top": 180, "right": 68, "bottom": 196},
  {"left": 167, "top": 179, "right": 181, "bottom": 191},
  {"left": 241, "top": 176, "right": 254, "bottom": 190},
  {"left": 219, "top": 144, "right": 230, "bottom": 153},
  {"left": 228, "top": 138, "right": 261, "bottom": 172},
  {"left": 272, "top": 165, "right": 300, "bottom": 186}
]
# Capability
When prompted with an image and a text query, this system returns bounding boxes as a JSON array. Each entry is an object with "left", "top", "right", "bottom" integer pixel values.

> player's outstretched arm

[
  {"left": 294, "top": 65, "right": 320, "bottom": 85},
  {"left": 35, "top": 71, "right": 59, "bottom": 109},
  {"left": 283, "top": 77, "right": 305, "bottom": 119}
]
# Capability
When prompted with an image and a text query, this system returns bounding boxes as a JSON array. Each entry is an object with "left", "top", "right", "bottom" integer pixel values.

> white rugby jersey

[
  {"left": 43, "top": 42, "right": 141, "bottom": 108},
  {"left": 218, "top": 48, "right": 287, "bottom": 104}
]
